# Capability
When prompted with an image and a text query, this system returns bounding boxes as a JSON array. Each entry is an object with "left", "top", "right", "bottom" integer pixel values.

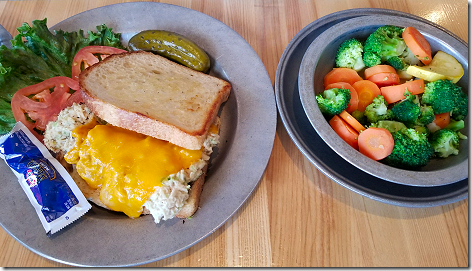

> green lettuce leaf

[{"left": 0, "top": 18, "right": 126, "bottom": 133}]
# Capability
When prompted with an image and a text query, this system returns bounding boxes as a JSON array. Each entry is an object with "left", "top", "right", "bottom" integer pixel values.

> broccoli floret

[
  {"left": 429, "top": 129, "right": 462, "bottom": 158},
  {"left": 364, "top": 95, "right": 393, "bottom": 123},
  {"left": 370, "top": 120, "right": 406, "bottom": 133},
  {"left": 421, "top": 79, "right": 466, "bottom": 115},
  {"left": 385, "top": 56, "right": 406, "bottom": 70},
  {"left": 409, "top": 124, "right": 430, "bottom": 136},
  {"left": 362, "top": 52, "right": 382, "bottom": 69},
  {"left": 444, "top": 119, "right": 465, "bottom": 131},
  {"left": 351, "top": 109, "right": 367, "bottom": 125},
  {"left": 383, "top": 128, "right": 434, "bottom": 169},
  {"left": 391, "top": 91, "right": 420, "bottom": 122},
  {"left": 335, "top": 38, "right": 365, "bottom": 71},
  {"left": 386, "top": 47, "right": 421, "bottom": 70},
  {"left": 363, "top": 25, "right": 410, "bottom": 68},
  {"left": 400, "top": 47, "right": 421, "bottom": 67},
  {"left": 315, "top": 88, "right": 351, "bottom": 116},
  {"left": 451, "top": 91, "right": 468, "bottom": 121},
  {"left": 417, "top": 105, "right": 435, "bottom": 125}
]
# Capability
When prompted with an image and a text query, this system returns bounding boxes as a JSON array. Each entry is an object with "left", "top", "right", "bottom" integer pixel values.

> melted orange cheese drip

[{"left": 65, "top": 123, "right": 203, "bottom": 218}]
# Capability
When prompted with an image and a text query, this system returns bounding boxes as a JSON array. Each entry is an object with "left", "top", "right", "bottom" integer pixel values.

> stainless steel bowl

[{"left": 298, "top": 15, "right": 468, "bottom": 187}]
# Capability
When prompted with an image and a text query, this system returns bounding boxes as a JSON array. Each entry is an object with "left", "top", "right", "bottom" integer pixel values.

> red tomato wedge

[
  {"left": 72, "top": 46, "right": 127, "bottom": 80},
  {"left": 11, "top": 76, "right": 81, "bottom": 140}
]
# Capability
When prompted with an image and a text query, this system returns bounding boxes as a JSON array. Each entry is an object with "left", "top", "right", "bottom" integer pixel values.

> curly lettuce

[{"left": 0, "top": 18, "right": 125, "bottom": 134}]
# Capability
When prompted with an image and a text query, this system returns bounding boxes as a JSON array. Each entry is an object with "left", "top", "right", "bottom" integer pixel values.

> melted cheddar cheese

[{"left": 65, "top": 123, "right": 203, "bottom": 218}]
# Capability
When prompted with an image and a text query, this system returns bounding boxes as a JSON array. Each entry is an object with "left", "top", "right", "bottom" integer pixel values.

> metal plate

[
  {"left": 0, "top": 23, "right": 12, "bottom": 48},
  {"left": 0, "top": 2, "right": 276, "bottom": 267},
  {"left": 275, "top": 8, "right": 468, "bottom": 207}
]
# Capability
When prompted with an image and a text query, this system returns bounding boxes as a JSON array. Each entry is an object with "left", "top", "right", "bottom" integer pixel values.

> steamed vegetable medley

[{"left": 316, "top": 25, "right": 468, "bottom": 169}]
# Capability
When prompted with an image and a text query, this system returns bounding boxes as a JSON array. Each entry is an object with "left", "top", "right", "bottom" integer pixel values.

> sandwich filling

[{"left": 44, "top": 103, "right": 219, "bottom": 222}]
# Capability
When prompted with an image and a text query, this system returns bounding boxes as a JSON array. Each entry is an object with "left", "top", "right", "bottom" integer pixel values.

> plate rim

[{"left": 0, "top": 23, "right": 12, "bottom": 48}]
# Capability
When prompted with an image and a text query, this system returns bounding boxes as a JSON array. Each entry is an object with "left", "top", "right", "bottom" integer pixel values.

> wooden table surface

[{"left": 0, "top": 0, "right": 468, "bottom": 267}]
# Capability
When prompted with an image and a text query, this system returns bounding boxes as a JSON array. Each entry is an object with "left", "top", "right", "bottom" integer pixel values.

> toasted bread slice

[{"left": 79, "top": 51, "right": 231, "bottom": 150}]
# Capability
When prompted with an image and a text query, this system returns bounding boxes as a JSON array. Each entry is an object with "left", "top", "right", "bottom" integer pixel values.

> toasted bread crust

[
  {"left": 82, "top": 93, "right": 208, "bottom": 150},
  {"left": 175, "top": 165, "right": 207, "bottom": 218},
  {"left": 79, "top": 51, "right": 231, "bottom": 150}
]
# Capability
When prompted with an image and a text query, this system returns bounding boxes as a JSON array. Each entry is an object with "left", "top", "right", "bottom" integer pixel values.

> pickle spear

[{"left": 128, "top": 30, "right": 210, "bottom": 73}]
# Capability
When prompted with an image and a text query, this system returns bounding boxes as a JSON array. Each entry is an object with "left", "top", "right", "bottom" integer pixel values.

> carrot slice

[
  {"left": 352, "top": 80, "right": 381, "bottom": 112},
  {"left": 329, "top": 115, "right": 359, "bottom": 150},
  {"left": 364, "top": 65, "right": 396, "bottom": 79},
  {"left": 326, "top": 82, "right": 358, "bottom": 113},
  {"left": 358, "top": 127, "right": 394, "bottom": 160},
  {"left": 433, "top": 112, "right": 450, "bottom": 129},
  {"left": 367, "top": 72, "right": 400, "bottom": 87},
  {"left": 402, "top": 26, "right": 432, "bottom": 65},
  {"left": 339, "top": 110, "right": 365, "bottom": 133},
  {"left": 323, "top": 68, "right": 363, "bottom": 88},
  {"left": 380, "top": 79, "right": 425, "bottom": 104}
]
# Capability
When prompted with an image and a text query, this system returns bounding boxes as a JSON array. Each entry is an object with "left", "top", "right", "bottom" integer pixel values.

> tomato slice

[
  {"left": 11, "top": 76, "right": 81, "bottom": 140},
  {"left": 72, "top": 46, "right": 127, "bottom": 80}
]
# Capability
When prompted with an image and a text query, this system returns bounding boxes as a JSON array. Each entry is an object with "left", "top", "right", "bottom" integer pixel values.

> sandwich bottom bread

[{"left": 45, "top": 103, "right": 220, "bottom": 223}]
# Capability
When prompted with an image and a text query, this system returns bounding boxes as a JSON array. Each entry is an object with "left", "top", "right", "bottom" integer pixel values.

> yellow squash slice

[{"left": 406, "top": 51, "right": 464, "bottom": 83}]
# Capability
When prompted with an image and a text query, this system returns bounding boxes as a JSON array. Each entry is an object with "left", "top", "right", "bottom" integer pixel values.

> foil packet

[{"left": 0, "top": 122, "right": 91, "bottom": 235}]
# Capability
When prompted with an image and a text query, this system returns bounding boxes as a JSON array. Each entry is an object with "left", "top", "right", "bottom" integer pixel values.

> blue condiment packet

[{"left": 0, "top": 122, "right": 91, "bottom": 235}]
